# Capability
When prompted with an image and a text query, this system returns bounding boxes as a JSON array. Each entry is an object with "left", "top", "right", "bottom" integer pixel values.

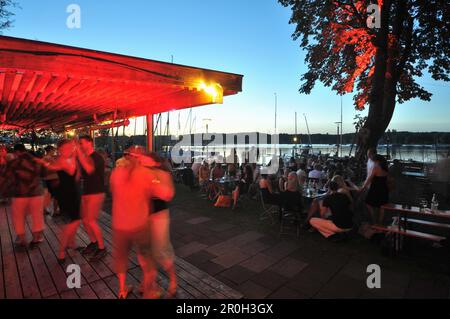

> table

[
  {"left": 402, "top": 171, "right": 426, "bottom": 178},
  {"left": 381, "top": 203, "right": 450, "bottom": 254},
  {"left": 382, "top": 203, "right": 450, "bottom": 219},
  {"left": 206, "top": 177, "right": 241, "bottom": 202},
  {"left": 302, "top": 189, "right": 327, "bottom": 200}
]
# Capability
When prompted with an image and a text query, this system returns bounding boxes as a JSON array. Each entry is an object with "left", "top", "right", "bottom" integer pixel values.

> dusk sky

[{"left": 5, "top": 0, "right": 450, "bottom": 136}]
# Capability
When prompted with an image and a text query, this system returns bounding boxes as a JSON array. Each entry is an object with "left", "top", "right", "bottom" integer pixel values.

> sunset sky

[{"left": 5, "top": 0, "right": 450, "bottom": 136}]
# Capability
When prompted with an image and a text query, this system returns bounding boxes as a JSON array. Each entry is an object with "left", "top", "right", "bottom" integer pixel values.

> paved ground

[
  {"left": 166, "top": 184, "right": 450, "bottom": 299},
  {"left": 0, "top": 204, "right": 242, "bottom": 299}
]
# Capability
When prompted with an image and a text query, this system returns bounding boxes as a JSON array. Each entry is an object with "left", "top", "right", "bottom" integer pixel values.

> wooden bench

[
  {"left": 372, "top": 225, "right": 446, "bottom": 242},
  {"left": 379, "top": 204, "right": 450, "bottom": 242},
  {"left": 404, "top": 219, "right": 450, "bottom": 230},
  {"left": 0, "top": 204, "right": 243, "bottom": 299}
]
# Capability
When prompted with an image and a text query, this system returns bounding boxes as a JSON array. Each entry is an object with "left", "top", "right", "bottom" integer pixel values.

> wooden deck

[{"left": 0, "top": 204, "right": 243, "bottom": 299}]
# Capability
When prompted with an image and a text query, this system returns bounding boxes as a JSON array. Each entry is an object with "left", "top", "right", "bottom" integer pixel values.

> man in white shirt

[
  {"left": 191, "top": 161, "right": 201, "bottom": 179},
  {"left": 308, "top": 164, "right": 326, "bottom": 180},
  {"left": 296, "top": 163, "right": 307, "bottom": 185}
]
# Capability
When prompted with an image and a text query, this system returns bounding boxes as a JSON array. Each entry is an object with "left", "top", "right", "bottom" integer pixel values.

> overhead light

[
  {"left": 198, "top": 82, "right": 223, "bottom": 104},
  {"left": 66, "top": 130, "right": 76, "bottom": 137}
]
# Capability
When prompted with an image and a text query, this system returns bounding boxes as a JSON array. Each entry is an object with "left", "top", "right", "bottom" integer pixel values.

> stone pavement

[{"left": 168, "top": 185, "right": 450, "bottom": 299}]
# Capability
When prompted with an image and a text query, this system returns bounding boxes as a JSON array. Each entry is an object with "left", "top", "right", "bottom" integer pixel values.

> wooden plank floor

[{"left": 0, "top": 204, "right": 243, "bottom": 299}]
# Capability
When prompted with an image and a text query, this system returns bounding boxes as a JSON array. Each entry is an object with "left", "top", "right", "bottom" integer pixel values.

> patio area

[
  {"left": 167, "top": 185, "right": 450, "bottom": 299},
  {"left": 1, "top": 184, "right": 449, "bottom": 299},
  {"left": 0, "top": 202, "right": 242, "bottom": 299}
]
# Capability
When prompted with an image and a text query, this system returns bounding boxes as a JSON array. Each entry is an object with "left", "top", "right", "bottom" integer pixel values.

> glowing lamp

[
  {"left": 66, "top": 130, "right": 76, "bottom": 138},
  {"left": 199, "top": 82, "right": 223, "bottom": 104},
  {"left": 293, "top": 137, "right": 298, "bottom": 143}
]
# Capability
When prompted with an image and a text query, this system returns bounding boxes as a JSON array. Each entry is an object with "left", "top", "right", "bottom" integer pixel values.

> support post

[
  {"left": 146, "top": 114, "right": 154, "bottom": 152},
  {"left": 111, "top": 127, "right": 115, "bottom": 164},
  {"left": 90, "top": 128, "right": 95, "bottom": 149}
]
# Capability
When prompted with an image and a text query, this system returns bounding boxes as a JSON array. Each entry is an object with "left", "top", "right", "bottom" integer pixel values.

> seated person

[
  {"left": 308, "top": 164, "right": 326, "bottom": 180},
  {"left": 253, "top": 164, "right": 260, "bottom": 183},
  {"left": 296, "top": 162, "right": 307, "bottom": 178},
  {"left": 191, "top": 161, "right": 202, "bottom": 180},
  {"left": 296, "top": 163, "right": 307, "bottom": 187},
  {"left": 227, "top": 163, "right": 237, "bottom": 177},
  {"left": 282, "top": 172, "right": 303, "bottom": 212},
  {"left": 211, "top": 163, "right": 225, "bottom": 180},
  {"left": 306, "top": 158, "right": 314, "bottom": 171},
  {"left": 331, "top": 175, "right": 357, "bottom": 203},
  {"left": 288, "top": 157, "right": 297, "bottom": 171},
  {"left": 309, "top": 181, "right": 353, "bottom": 239},
  {"left": 259, "top": 174, "right": 282, "bottom": 215},
  {"left": 236, "top": 164, "right": 254, "bottom": 195},
  {"left": 278, "top": 169, "right": 290, "bottom": 192},
  {"left": 303, "top": 188, "right": 331, "bottom": 229},
  {"left": 198, "top": 162, "right": 210, "bottom": 187}
]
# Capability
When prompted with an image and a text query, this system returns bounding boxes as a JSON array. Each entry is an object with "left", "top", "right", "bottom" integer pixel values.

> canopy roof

[{"left": 0, "top": 36, "right": 243, "bottom": 132}]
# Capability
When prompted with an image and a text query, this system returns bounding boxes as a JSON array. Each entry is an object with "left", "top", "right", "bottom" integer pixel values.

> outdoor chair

[
  {"left": 247, "top": 182, "right": 259, "bottom": 200},
  {"left": 279, "top": 209, "right": 301, "bottom": 238},
  {"left": 259, "top": 190, "right": 278, "bottom": 225},
  {"left": 199, "top": 179, "right": 211, "bottom": 196},
  {"left": 207, "top": 181, "right": 222, "bottom": 202}
]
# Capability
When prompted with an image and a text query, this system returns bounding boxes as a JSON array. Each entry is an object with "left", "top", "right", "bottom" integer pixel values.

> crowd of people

[
  {"left": 0, "top": 138, "right": 177, "bottom": 299},
  {"left": 182, "top": 148, "right": 391, "bottom": 241},
  {"left": 0, "top": 138, "right": 397, "bottom": 297}
]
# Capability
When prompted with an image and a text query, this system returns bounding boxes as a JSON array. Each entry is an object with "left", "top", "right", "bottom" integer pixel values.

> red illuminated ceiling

[{"left": 0, "top": 36, "right": 243, "bottom": 132}]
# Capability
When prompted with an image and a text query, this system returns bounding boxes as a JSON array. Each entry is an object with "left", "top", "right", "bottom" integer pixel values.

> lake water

[{"left": 177, "top": 144, "right": 450, "bottom": 164}]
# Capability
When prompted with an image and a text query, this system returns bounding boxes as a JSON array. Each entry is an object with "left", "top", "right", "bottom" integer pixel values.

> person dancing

[
  {"left": 8, "top": 144, "right": 47, "bottom": 248},
  {"left": 39, "top": 139, "right": 82, "bottom": 263},
  {"left": 110, "top": 146, "right": 174, "bottom": 299},
  {"left": 140, "top": 152, "right": 177, "bottom": 298},
  {"left": 77, "top": 136, "right": 107, "bottom": 260}
]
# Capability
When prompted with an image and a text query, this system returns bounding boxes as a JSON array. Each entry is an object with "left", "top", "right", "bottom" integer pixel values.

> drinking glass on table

[{"left": 419, "top": 199, "right": 428, "bottom": 212}]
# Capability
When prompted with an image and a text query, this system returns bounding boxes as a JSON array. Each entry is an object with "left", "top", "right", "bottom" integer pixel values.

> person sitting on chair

[
  {"left": 259, "top": 173, "right": 282, "bottom": 214},
  {"left": 282, "top": 172, "right": 303, "bottom": 212},
  {"left": 308, "top": 164, "right": 326, "bottom": 180},
  {"left": 278, "top": 169, "right": 289, "bottom": 193},
  {"left": 198, "top": 161, "right": 210, "bottom": 187},
  {"left": 211, "top": 163, "right": 225, "bottom": 180}
]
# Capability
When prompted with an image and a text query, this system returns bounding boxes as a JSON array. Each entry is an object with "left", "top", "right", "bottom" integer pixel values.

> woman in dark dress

[
  {"left": 361, "top": 154, "right": 389, "bottom": 225},
  {"left": 41, "top": 139, "right": 81, "bottom": 263},
  {"left": 144, "top": 152, "right": 177, "bottom": 298}
]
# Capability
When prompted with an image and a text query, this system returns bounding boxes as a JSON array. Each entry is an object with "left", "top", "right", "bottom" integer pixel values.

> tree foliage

[
  {"left": 0, "top": 0, "right": 18, "bottom": 33},
  {"left": 279, "top": 0, "right": 449, "bottom": 110}
]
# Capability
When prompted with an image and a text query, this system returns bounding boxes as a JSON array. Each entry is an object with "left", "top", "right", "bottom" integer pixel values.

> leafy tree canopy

[
  {"left": 0, "top": 0, "right": 18, "bottom": 33},
  {"left": 279, "top": 0, "right": 449, "bottom": 110}
]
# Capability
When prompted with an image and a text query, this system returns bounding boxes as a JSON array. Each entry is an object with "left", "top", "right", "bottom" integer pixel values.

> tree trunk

[{"left": 355, "top": 0, "right": 394, "bottom": 163}]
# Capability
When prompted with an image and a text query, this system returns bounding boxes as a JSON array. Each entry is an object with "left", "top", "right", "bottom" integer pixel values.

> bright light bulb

[{"left": 198, "top": 82, "right": 223, "bottom": 103}]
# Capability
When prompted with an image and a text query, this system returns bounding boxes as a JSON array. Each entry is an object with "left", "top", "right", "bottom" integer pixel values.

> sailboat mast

[
  {"left": 274, "top": 93, "right": 278, "bottom": 135},
  {"left": 304, "top": 113, "right": 312, "bottom": 147},
  {"left": 295, "top": 112, "right": 298, "bottom": 136}
]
